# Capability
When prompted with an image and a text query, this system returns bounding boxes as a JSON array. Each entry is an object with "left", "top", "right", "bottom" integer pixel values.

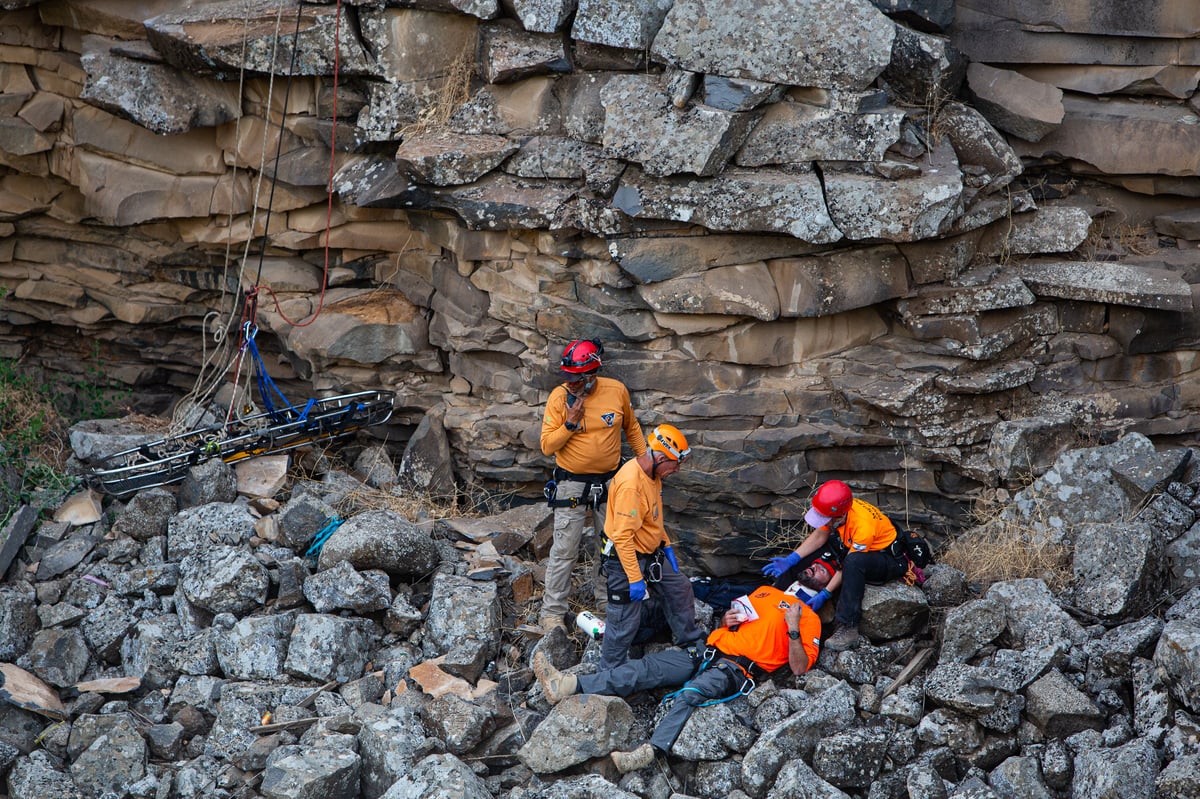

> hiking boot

[
  {"left": 538, "top": 614, "right": 566, "bottom": 634},
  {"left": 611, "top": 742, "right": 656, "bottom": 774},
  {"left": 532, "top": 651, "right": 578, "bottom": 706},
  {"left": 825, "top": 624, "right": 861, "bottom": 652}
]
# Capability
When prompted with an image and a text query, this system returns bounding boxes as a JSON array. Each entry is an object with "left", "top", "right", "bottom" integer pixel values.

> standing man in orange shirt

[
  {"left": 538, "top": 339, "right": 645, "bottom": 632},
  {"left": 599, "top": 423, "right": 703, "bottom": 669},
  {"left": 762, "top": 480, "right": 907, "bottom": 651}
]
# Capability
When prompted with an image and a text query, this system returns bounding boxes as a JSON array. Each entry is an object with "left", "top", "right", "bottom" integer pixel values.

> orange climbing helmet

[
  {"left": 647, "top": 424, "right": 690, "bottom": 462},
  {"left": 806, "top": 480, "right": 853, "bottom": 527},
  {"left": 559, "top": 339, "right": 603, "bottom": 376}
]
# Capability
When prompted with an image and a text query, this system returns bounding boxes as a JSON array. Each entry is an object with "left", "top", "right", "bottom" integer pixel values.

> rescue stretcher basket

[{"left": 86, "top": 390, "right": 395, "bottom": 497}]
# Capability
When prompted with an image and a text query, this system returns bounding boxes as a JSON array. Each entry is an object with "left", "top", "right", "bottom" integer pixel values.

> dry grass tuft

[
  {"left": 289, "top": 444, "right": 511, "bottom": 524},
  {"left": 1077, "top": 211, "right": 1161, "bottom": 261},
  {"left": 0, "top": 372, "right": 68, "bottom": 471},
  {"left": 399, "top": 45, "right": 475, "bottom": 140},
  {"left": 754, "top": 516, "right": 810, "bottom": 561},
  {"left": 942, "top": 485, "right": 1077, "bottom": 591},
  {"left": 940, "top": 520, "right": 1074, "bottom": 591}
]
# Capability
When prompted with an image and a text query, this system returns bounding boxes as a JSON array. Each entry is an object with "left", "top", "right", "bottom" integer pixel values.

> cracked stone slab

[
  {"left": 145, "top": 0, "right": 376, "bottom": 78},
  {"left": 613, "top": 166, "right": 842, "bottom": 243},
  {"left": 895, "top": 274, "right": 1035, "bottom": 318},
  {"left": 1018, "top": 262, "right": 1194, "bottom": 312},
  {"left": 601, "top": 74, "right": 759, "bottom": 177},
  {"left": 433, "top": 173, "right": 581, "bottom": 229},
  {"left": 652, "top": 0, "right": 895, "bottom": 90},
  {"left": 396, "top": 132, "right": 519, "bottom": 186},
  {"left": 736, "top": 100, "right": 904, "bottom": 166}
]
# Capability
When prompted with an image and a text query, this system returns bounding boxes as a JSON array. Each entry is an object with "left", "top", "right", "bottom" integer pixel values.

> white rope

[{"left": 171, "top": 0, "right": 290, "bottom": 435}]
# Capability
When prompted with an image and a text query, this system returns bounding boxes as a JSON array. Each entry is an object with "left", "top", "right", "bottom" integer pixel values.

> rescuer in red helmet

[
  {"left": 538, "top": 339, "right": 646, "bottom": 633},
  {"left": 762, "top": 479, "right": 906, "bottom": 651}
]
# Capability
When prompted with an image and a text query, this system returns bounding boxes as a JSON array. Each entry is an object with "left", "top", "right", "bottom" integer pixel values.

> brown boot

[
  {"left": 825, "top": 624, "right": 861, "bottom": 652},
  {"left": 611, "top": 742, "right": 656, "bottom": 773},
  {"left": 537, "top": 614, "right": 566, "bottom": 634},
  {"left": 532, "top": 651, "right": 578, "bottom": 706}
]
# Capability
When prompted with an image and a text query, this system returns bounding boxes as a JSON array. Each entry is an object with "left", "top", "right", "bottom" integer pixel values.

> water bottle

[{"left": 575, "top": 611, "right": 605, "bottom": 640}]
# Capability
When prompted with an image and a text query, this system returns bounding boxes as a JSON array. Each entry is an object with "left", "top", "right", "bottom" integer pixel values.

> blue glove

[
  {"left": 805, "top": 589, "right": 831, "bottom": 611},
  {"left": 629, "top": 580, "right": 647, "bottom": 602},
  {"left": 663, "top": 546, "right": 679, "bottom": 573},
  {"left": 762, "top": 552, "right": 801, "bottom": 579}
]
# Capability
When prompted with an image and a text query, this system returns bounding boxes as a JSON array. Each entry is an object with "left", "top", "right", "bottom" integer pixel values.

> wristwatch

[
  {"left": 787, "top": 629, "right": 800, "bottom": 640},
  {"left": 565, "top": 421, "right": 579, "bottom": 431}
]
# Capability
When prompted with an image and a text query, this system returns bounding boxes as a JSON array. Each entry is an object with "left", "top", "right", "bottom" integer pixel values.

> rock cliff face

[{"left": 3, "top": 0, "right": 1200, "bottom": 563}]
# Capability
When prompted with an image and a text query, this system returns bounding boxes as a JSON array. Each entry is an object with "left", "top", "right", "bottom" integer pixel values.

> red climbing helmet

[
  {"left": 559, "top": 339, "right": 603, "bottom": 376},
  {"left": 806, "top": 480, "right": 853, "bottom": 527}
]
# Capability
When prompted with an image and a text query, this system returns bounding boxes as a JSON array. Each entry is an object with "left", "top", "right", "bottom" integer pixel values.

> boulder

[
  {"left": 303, "top": 561, "right": 392, "bottom": 614},
  {"left": 179, "top": 545, "right": 269, "bottom": 616},
  {"left": 517, "top": 694, "right": 635, "bottom": 772},
  {"left": 317, "top": 509, "right": 441, "bottom": 577},
  {"left": 571, "top": 0, "right": 672, "bottom": 50},
  {"left": 822, "top": 140, "right": 964, "bottom": 242},
  {"left": 380, "top": 753, "right": 491, "bottom": 799},
  {"left": 653, "top": 0, "right": 895, "bottom": 90},
  {"left": 284, "top": 613, "right": 375, "bottom": 682},
  {"left": 478, "top": 22, "right": 570, "bottom": 83},
  {"left": 601, "top": 74, "right": 759, "bottom": 178},
  {"left": 966, "top": 62, "right": 1063, "bottom": 143},
  {"left": 1154, "top": 619, "right": 1200, "bottom": 714}
]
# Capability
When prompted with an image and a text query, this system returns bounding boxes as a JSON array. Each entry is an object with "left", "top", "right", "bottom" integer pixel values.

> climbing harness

[
  {"left": 660, "top": 646, "right": 757, "bottom": 707},
  {"left": 544, "top": 467, "right": 615, "bottom": 510}
]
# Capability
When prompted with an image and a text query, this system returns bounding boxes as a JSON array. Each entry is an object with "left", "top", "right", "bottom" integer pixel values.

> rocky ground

[{"left": 0, "top": 424, "right": 1199, "bottom": 799}]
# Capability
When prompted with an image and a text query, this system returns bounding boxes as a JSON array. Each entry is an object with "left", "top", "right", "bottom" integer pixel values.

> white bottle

[{"left": 576, "top": 610, "right": 605, "bottom": 640}]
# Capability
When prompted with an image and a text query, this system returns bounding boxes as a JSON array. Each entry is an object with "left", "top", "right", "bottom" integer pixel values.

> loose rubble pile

[{"left": 1, "top": 427, "right": 1199, "bottom": 799}]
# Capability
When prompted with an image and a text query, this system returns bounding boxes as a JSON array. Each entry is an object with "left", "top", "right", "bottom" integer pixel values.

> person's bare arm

[{"left": 785, "top": 602, "right": 810, "bottom": 675}]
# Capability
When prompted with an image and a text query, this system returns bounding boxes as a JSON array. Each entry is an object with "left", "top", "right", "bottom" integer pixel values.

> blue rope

[
  {"left": 661, "top": 655, "right": 755, "bottom": 707},
  {"left": 245, "top": 333, "right": 298, "bottom": 423},
  {"left": 304, "top": 516, "right": 344, "bottom": 562}
]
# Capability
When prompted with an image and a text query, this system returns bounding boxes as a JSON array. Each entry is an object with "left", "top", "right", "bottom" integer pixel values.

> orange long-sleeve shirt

[
  {"left": 539, "top": 376, "right": 645, "bottom": 474},
  {"left": 604, "top": 457, "right": 667, "bottom": 582},
  {"left": 707, "top": 586, "right": 821, "bottom": 674},
  {"left": 829, "top": 498, "right": 897, "bottom": 554}
]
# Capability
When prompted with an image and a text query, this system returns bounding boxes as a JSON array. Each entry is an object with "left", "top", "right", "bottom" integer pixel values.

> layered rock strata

[{"left": 2, "top": 0, "right": 1200, "bottom": 564}]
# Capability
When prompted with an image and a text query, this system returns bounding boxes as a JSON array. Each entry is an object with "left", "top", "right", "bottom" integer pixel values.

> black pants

[
  {"left": 601, "top": 549, "right": 702, "bottom": 670},
  {"left": 835, "top": 549, "right": 907, "bottom": 627}
]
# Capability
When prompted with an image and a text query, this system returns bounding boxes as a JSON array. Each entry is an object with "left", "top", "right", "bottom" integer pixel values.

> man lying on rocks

[{"left": 531, "top": 567, "right": 829, "bottom": 773}]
